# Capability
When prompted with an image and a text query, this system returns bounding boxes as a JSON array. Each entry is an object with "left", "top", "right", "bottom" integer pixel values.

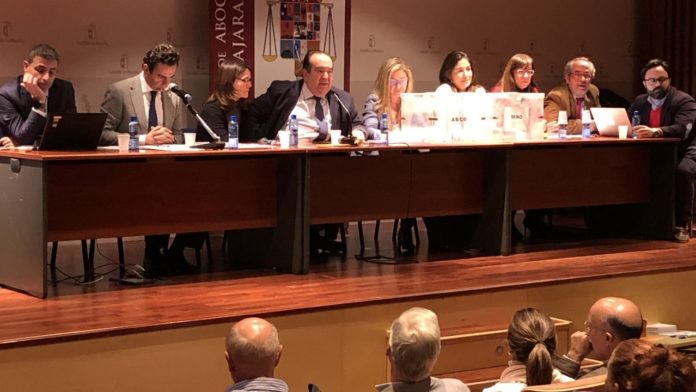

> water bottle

[
  {"left": 128, "top": 116, "right": 139, "bottom": 151},
  {"left": 557, "top": 111, "right": 568, "bottom": 140},
  {"left": 227, "top": 115, "right": 239, "bottom": 149},
  {"left": 631, "top": 110, "right": 641, "bottom": 139},
  {"left": 288, "top": 114, "right": 298, "bottom": 147},
  {"left": 581, "top": 110, "right": 592, "bottom": 139},
  {"left": 379, "top": 112, "right": 389, "bottom": 144}
]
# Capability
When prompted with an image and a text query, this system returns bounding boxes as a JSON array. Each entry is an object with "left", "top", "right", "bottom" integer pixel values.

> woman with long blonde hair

[{"left": 361, "top": 57, "right": 414, "bottom": 134}]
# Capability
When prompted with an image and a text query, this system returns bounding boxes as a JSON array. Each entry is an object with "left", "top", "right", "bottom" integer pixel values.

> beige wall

[
  {"left": 350, "top": 0, "right": 639, "bottom": 107},
  {"left": 2, "top": 270, "right": 695, "bottom": 392}
]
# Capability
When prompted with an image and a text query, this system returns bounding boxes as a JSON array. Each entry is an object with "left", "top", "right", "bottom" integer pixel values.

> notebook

[
  {"left": 590, "top": 107, "right": 631, "bottom": 137},
  {"left": 36, "top": 113, "right": 107, "bottom": 151}
]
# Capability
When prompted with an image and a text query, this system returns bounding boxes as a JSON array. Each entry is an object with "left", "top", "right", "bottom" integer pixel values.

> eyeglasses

[
  {"left": 584, "top": 319, "right": 611, "bottom": 334},
  {"left": 236, "top": 77, "right": 252, "bottom": 84},
  {"left": 390, "top": 78, "right": 408, "bottom": 87},
  {"left": 571, "top": 71, "right": 593, "bottom": 80},
  {"left": 644, "top": 77, "right": 669, "bottom": 85},
  {"left": 514, "top": 69, "right": 535, "bottom": 77}
]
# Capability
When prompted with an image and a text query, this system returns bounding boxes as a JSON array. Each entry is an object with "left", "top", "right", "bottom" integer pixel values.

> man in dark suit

[
  {"left": 247, "top": 50, "right": 362, "bottom": 255},
  {"left": 0, "top": 43, "right": 76, "bottom": 146},
  {"left": 246, "top": 50, "right": 360, "bottom": 143},
  {"left": 629, "top": 59, "right": 696, "bottom": 243}
]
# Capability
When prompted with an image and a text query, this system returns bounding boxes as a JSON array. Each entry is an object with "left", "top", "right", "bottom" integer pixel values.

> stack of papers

[{"left": 647, "top": 323, "right": 677, "bottom": 334}]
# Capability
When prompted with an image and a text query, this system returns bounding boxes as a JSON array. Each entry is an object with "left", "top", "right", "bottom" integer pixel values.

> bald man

[
  {"left": 224, "top": 317, "right": 287, "bottom": 392},
  {"left": 556, "top": 297, "right": 644, "bottom": 379}
]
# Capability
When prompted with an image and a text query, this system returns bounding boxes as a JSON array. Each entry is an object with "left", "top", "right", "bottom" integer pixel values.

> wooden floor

[{"left": 1, "top": 220, "right": 695, "bottom": 349}]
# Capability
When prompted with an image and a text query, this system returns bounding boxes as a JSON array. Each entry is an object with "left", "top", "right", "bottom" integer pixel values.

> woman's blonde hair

[
  {"left": 372, "top": 57, "right": 414, "bottom": 120},
  {"left": 507, "top": 308, "right": 557, "bottom": 386}
]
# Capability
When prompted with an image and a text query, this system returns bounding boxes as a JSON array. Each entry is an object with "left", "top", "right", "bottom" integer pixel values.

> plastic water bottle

[
  {"left": 631, "top": 111, "right": 641, "bottom": 139},
  {"left": 288, "top": 114, "right": 298, "bottom": 147},
  {"left": 227, "top": 115, "right": 239, "bottom": 149},
  {"left": 128, "top": 116, "right": 139, "bottom": 151},
  {"left": 558, "top": 111, "right": 568, "bottom": 140},
  {"left": 581, "top": 110, "right": 592, "bottom": 139},
  {"left": 379, "top": 112, "right": 389, "bottom": 144}
]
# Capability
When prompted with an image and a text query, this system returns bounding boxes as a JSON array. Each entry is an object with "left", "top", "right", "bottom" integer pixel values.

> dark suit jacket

[
  {"left": 544, "top": 83, "right": 601, "bottom": 135},
  {"left": 0, "top": 76, "right": 76, "bottom": 145},
  {"left": 629, "top": 86, "right": 696, "bottom": 158},
  {"left": 246, "top": 79, "right": 358, "bottom": 140},
  {"left": 196, "top": 99, "right": 251, "bottom": 142}
]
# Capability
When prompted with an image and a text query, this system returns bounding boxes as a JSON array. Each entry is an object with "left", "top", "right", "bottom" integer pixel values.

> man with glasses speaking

[
  {"left": 629, "top": 59, "right": 696, "bottom": 243},
  {"left": 544, "top": 57, "right": 601, "bottom": 135}
]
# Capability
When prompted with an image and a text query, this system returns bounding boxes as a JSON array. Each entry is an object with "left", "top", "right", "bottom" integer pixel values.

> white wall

[
  {"left": 0, "top": 0, "right": 209, "bottom": 124},
  {"left": 350, "top": 0, "right": 639, "bottom": 106}
]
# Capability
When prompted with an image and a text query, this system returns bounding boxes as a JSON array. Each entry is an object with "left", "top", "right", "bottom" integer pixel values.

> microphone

[
  {"left": 167, "top": 83, "right": 193, "bottom": 103},
  {"left": 330, "top": 91, "right": 360, "bottom": 144},
  {"left": 167, "top": 83, "right": 225, "bottom": 149}
]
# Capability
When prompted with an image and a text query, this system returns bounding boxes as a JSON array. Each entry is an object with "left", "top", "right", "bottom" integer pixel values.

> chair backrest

[{"left": 521, "top": 374, "right": 606, "bottom": 392}]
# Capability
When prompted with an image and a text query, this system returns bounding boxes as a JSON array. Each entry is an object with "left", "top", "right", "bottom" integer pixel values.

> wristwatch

[{"left": 32, "top": 99, "right": 46, "bottom": 111}]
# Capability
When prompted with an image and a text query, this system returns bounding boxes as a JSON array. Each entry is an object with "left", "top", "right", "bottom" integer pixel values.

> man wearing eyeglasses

[
  {"left": 544, "top": 57, "right": 601, "bottom": 135},
  {"left": 555, "top": 297, "right": 644, "bottom": 379},
  {"left": 629, "top": 59, "right": 696, "bottom": 243}
]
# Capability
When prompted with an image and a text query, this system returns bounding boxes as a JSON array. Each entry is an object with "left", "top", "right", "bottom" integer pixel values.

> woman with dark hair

[
  {"left": 490, "top": 53, "right": 539, "bottom": 93},
  {"left": 435, "top": 50, "right": 485, "bottom": 93},
  {"left": 484, "top": 308, "right": 572, "bottom": 392},
  {"left": 196, "top": 58, "right": 253, "bottom": 142},
  {"left": 607, "top": 339, "right": 696, "bottom": 392}
]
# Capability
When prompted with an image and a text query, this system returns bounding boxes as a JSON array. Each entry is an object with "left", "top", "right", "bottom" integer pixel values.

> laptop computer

[
  {"left": 36, "top": 113, "right": 107, "bottom": 151},
  {"left": 590, "top": 107, "right": 631, "bottom": 137}
]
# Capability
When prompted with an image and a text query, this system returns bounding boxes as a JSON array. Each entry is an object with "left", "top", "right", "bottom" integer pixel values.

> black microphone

[
  {"left": 167, "top": 83, "right": 193, "bottom": 103},
  {"left": 330, "top": 91, "right": 351, "bottom": 136}
]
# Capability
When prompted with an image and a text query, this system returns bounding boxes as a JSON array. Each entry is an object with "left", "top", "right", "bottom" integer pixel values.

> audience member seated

[
  {"left": 361, "top": 57, "right": 418, "bottom": 254},
  {"left": 544, "top": 56, "right": 600, "bottom": 135},
  {"left": 436, "top": 51, "right": 486, "bottom": 94},
  {"left": 376, "top": 307, "right": 471, "bottom": 392},
  {"left": 0, "top": 43, "right": 76, "bottom": 147},
  {"left": 224, "top": 317, "right": 288, "bottom": 392},
  {"left": 484, "top": 308, "right": 573, "bottom": 392},
  {"left": 99, "top": 43, "right": 201, "bottom": 277},
  {"left": 247, "top": 50, "right": 362, "bottom": 256},
  {"left": 196, "top": 58, "right": 253, "bottom": 142},
  {"left": 606, "top": 339, "right": 696, "bottom": 392},
  {"left": 489, "top": 53, "right": 539, "bottom": 93},
  {"left": 556, "top": 297, "right": 644, "bottom": 379},
  {"left": 629, "top": 59, "right": 696, "bottom": 243}
]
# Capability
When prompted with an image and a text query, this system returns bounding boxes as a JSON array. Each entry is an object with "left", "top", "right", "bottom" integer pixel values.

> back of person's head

[
  {"left": 499, "top": 53, "right": 535, "bottom": 92},
  {"left": 607, "top": 339, "right": 696, "bottom": 392},
  {"left": 143, "top": 43, "right": 180, "bottom": 71},
  {"left": 211, "top": 58, "right": 250, "bottom": 107},
  {"left": 507, "top": 308, "right": 557, "bottom": 386},
  {"left": 27, "top": 43, "right": 60, "bottom": 62},
  {"left": 225, "top": 317, "right": 282, "bottom": 382},
  {"left": 640, "top": 58, "right": 671, "bottom": 81},
  {"left": 388, "top": 307, "right": 441, "bottom": 383}
]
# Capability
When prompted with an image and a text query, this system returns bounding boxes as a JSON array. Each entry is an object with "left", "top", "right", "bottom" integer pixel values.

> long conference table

[{"left": 0, "top": 137, "right": 677, "bottom": 298}]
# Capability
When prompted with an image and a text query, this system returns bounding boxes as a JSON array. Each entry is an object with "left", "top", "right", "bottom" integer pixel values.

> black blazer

[
  {"left": 246, "top": 79, "right": 358, "bottom": 140},
  {"left": 196, "top": 99, "right": 253, "bottom": 142},
  {"left": 629, "top": 86, "right": 696, "bottom": 158},
  {"left": 0, "top": 76, "right": 76, "bottom": 145}
]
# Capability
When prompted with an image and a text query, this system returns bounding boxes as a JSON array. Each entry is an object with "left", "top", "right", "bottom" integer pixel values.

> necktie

[
  {"left": 148, "top": 91, "right": 158, "bottom": 129},
  {"left": 575, "top": 98, "right": 583, "bottom": 119},
  {"left": 313, "top": 96, "right": 328, "bottom": 142}
]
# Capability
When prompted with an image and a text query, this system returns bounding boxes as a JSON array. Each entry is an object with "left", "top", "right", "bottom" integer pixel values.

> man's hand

[
  {"left": 546, "top": 121, "right": 559, "bottom": 134},
  {"left": 566, "top": 331, "right": 592, "bottom": 362},
  {"left": 0, "top": 137, "right": 15, "bottom": 148},
  {"left": 145, "top": 126, "right": 175, "bottom": 145},
  {"left": 20, "top": 72, "right": 47, "bottom": 103},
  {"left": 634, "top": 125, "right": 663, "bottom": 138}
]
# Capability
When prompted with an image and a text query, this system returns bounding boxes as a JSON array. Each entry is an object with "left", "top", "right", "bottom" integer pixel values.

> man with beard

[
  {"left": 629, "top": 59, "right": 696, "bottom": 242},
  {"left": 544, "top": 57, "right": 601, "bottom": 135}
]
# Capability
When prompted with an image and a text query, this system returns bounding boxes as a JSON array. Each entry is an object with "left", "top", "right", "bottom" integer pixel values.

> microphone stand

[{"left": 180, "top": 98, "right": 226, "bottom": 150}]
